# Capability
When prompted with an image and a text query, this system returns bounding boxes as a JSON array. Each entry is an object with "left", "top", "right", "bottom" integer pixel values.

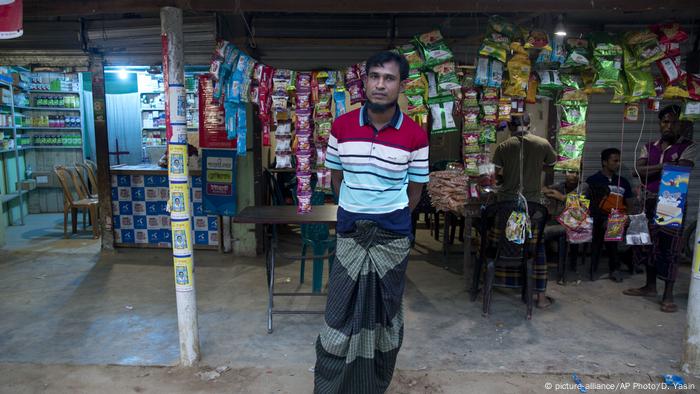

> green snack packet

[
  {"left": 680, "top": 101, "right": 700, "bottom": 121},
  {"left": 430, "top": 95, "right": 458, "bottom": 134},
  {"left": 419, "top": 41, "right": 455, "bottom": 69},
  {"left": 479, "top": 39, "right": 508, "bottom": 63},
  {"left": 561, "top": 103, "right": 588, "bottom": 126},
  {"left": 610, "top": 74, "right": 629, "bottom": 104},
  {"left": 593, "top": 57, "right": 623, "bottom": 89},
  {"left": 562, "top": 38, "right": 591, "bottom": 70},
  {"left": 399, "top": 44, "right": 424, "bottom": 70},
  {"left": 624, "top": 67, "right": 655, "bottom": 101},
  {"left": 487, "top": 15, "right": 518, "bottom": 39},
  {"left": 538, "top": 70, "right": 563, "bottom": 89},
  {"left": 555, "top": 134, "right": 586, "bottom": 172},
  {"left": 463, "top": 132, "right": 481, "bottom": 153},
  {"left": 478, "top": 125, "right": 497, "bottom": 145},
  {"left": 434, "top": 62, "right": 461, "bottom": 91},
  {"left": 404, "top": 71, "right": 428, "bottom": 96},
  {"left": 589, "top": 32, "right": 623, "bottom": 58},
  {"left": 560, "top": 73, "right": 583, "bottom": 90}
]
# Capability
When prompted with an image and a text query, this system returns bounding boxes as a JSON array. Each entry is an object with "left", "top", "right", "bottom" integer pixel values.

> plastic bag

[
  {"left": 688, "top": 73, "right": 700, "bottom": 101},
  {"left": 430, "top": 98, "right": 458, "bottom": 134},
  {"left": 566, "top": 216, "right": 593, "bottom": 244},
  {"left": 626, "top": 213, "right": 651, "bottom": 245}
]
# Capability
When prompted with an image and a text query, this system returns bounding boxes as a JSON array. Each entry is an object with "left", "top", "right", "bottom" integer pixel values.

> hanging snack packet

[
  {"left": 538, "top": 70, "right": 563, "bottom": 89},
  {"left": 626, "top": 213, "right": 652, "bottom": 245},
  {"left": 275, "top": 151, "right": 292, "bottom": 169},
  {"left": 296, "top": 134, "right": 312, "bottom": 151},
  {"left": 536, "top": 48, "right": 553, "bottom": 67},
  {"left": 487, "top": 15, "right": 518, "bottom": 40},
  {"left": 462, "top": 87, "right": 479, "bottom": 107},
  {"left": 475, "top": 57, "right": 490, "bottom": 87},
  {"left": 478, "top": 125, "right": 497, "bottom": 145},
  {"left": 687, "top": 73, "right": 700, "bottom": 101},
  {"left": 604, "top": 209, "right": 627, "bottom": 242},
  {"left": 525, "top": 29, "right": 552, "bottom": 51},
  {"left": 297, "top": 173, "right": 312, "bottom": 194},
  {"left": 497, "top": 97, "right": 512, "bottom": 121},
  {"left": 463, "top": 106, "right": 480, "bottom": 130},
  {"left": 405, "top": 72, "right": 428, "bottom": 96},
  {"left": 680, "top": 101, "right": 700, "bottom": 121},
  {"left": 488, "top": 60, "right": 504, "bottom": 88},
  {"left": 430, "top": 101, "right": 458, "bottom": 134},
  {"left": 406, "top": 94, "right": 428, "bottom": 116},
  {"left": 559, "top": 104, "right": 588, "bottom": 136},
  {"left": 504, "top": 43, "right": 531, "bottom": 98},
  {"left": 399, "top": 44, "right": 424, "bottom": 70},
  {"left": 480, "top": 102, "right": 498, "bottom": 124},
  {"left": 463, "top": 132, "right": 480, "bottom": 153},
  {"left": 316, "top": 168, "right": 332, "bottom": 193},
  {"left": 275, "top": 134, "right": 291, "bottom": 152},
  {"left": 651, "top": 22, "right": 689, "bottom": 44},
  {"left": 463, "top": 153, "right": 480, "bottom": 176},
  {"left": 297, "top": 191, "right": 312, "bottom": 215},
  {"left": 657, "top": 57, "right": 681, "bottom": 84},
  {"left": 479, "top": 40, "right": 508, "bottom": 64},
  {"left": 434, "top": 62, "right": 461, "bottom": 91},
  {"left": 333, "top": 88, "right": 347, "bottom": 117},
  {"left": 663, "top": 76, "right": 690, "bottom": 99},
  {"left": 555, "top": 134, "right": 586, "bottom": 172},
  {"left": 550, "top": 36, "right": 567, "bottom": 66},
  {"left": 562, "top": 38, "right": 591, "bottom": 70},
  {"left": 623, "top": 30, "right": 665, "bottom": 68},
  {"left": 418, "top": 40, "right": 454, "bottom": 69},
  {"left": 560, "top": 73, "right": 583, "bottom": 90},
  {"left": 296, "top": 151, "right": 312, "bottom": 174},
  {"left": 526, "top": 73, "right": 539, "bottom": 104},
  {"left": 625, "top": 68, "right": 655, "bottom": 101},
  {"left": 295, "top": 109, "right": 313, "bottom": 132},
  {"left": 567, "top": 216, "right": 593, "bottom": 244},
  {"left": 481, "top": 87, "right": 499, "bottom": 102}
]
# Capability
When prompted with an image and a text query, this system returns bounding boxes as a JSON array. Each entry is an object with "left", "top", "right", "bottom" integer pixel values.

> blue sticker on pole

[{"left": 202, "top": 148, "right": 237, "bottom": 216}]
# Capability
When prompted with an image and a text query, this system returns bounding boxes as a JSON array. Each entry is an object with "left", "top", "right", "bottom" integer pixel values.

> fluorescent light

[
  {"left": 554, "top": 14, "right": 567, "bottom": 37},
  {"left": 118, "top": 68, "right": 128, "bottom": 80}
]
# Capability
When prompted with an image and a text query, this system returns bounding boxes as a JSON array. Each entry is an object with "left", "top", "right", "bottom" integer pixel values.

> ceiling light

[
  {"left": 118, "top": 68, "right": 128, "bottom": 80},
  {"left": 554, "top": 14, "right": 567, "bottom": 37}
]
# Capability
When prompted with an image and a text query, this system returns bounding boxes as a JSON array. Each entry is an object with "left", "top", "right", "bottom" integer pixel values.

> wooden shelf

[
  {"left": 31, "top": 145, "right": 81, "bottom": 149},
  {"left": 15, "top": 106, "right": 80, "bottom": 111},
  {"left": 0, "top": 146, "right": 31, "bottom": 154},
  {"left": 17, "top": 127, "right": 82, "bottom": 130},
  {"left": 0, "top": 190, "right": 28, "bottom": 204},
  {"left": 29, "top": 90, "right": 79, "bottom": 94}
]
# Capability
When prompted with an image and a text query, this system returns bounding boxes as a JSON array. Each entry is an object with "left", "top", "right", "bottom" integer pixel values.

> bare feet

[{"left": 622, "top": 287, "right": 657, "bottom": 297}]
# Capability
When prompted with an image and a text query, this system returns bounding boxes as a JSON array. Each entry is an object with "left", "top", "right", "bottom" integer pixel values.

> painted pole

[
  {"left": 683, "top": 211, "right": 700, "bottom": 373},
  {"left": 161, "top": 6, "right": 200, "bottom": 366}
]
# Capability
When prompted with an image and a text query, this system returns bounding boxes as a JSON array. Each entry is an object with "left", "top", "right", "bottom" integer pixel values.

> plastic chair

[
  {"left": 76, "top": 162, "right": 98, "bottom": 198},
  {"left": 54, "top": 165, "right": 100, "bottom": 239},
  {"left": 290, "top": 182, "right": 336, "bottom": 293},
  {"left": 473, "top": 200, "right": 548, "bottom": 320}
]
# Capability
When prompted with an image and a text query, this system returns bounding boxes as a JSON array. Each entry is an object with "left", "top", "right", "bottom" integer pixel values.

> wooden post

[
  {"left": 162, "top": 6, "right": 200, "bottom": 366},
  {"left": 89, "top": 54, "right": 114, "bottom": 250}
]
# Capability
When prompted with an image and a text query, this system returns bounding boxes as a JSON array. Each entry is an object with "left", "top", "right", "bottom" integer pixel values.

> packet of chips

[
  {"left": 478, "top": 125, "right": 497, "bottom": 145},
  {"left": 463, "top": 132, "right": 480, "bottom": 153},
  {"left": 497, "top": 97, "right": 512, "bottom": 121},
  {"left": 657, "top": 57, "right": 681, "bottom": 84},
  {"left": 680, "top": 100, "right": 700, "bottom": 121},
  {"left": 604, "top": 209, "right": 627, "bottom": 242},
  {"left": 506, "top": 209, "right": 531, "bottom": 245},
  {"left": 462, "top": 87, "right": 479, "bottom": 107},
  {"left": 526, "top": 73, "right": 539, "bottom": 104},
  {"left": 562, "top": 38, "right": 591, "bottom": 70},
  {"left": 480, "top": 102, "right": 498, "bottom": 124},
  {"left": 415, "top": 30, "right": 454, "bottom": 69},
  {"left": 687, "top": 73, "right": 700, "bottom": 101},
  {"left": 297, "top": 191, "right": 312, "bottom": 214},
  {"left": 504, "top": 43, "right": 531, "bottom": 98},
  {"left": 625, "top": 67, "right": 655, "bottom": 101},
  {"left": 463, "top": 106, "right": 480, "bottom": 130},
  {"left": 333, "top": 88, "right": 347, "bottom": 117},
  {"left": 487, "top": 15, "right": 518, "bottom": 40},
  {"left": 430, "top": 96, "right": 458, "bottom": 134},
  {"left": 555, "top": 134, "right": 586, "bottom": 172},
  {"left": 488, "top": 60, "right": 504, "bottom": 88},
  {"left": 434, "top": 62, "right": 461, "bottom": 91},
  {"left": 590, "top": 32, "right": 623, "bottom": 89},
  {"left": 405, "top": 71, "right": 428, "bottom": 96},
  {"left": 479, "top": 40, "right": 508, "bottom": 64},
  {"left": 550, "top": 36, "right": 567, "bottom": 66},
  {"left": 475, "top": 57, "right": 490, "bottom": 87},
  {"left": 560, "top": 104, "right": 588, "bottom": 136},
  {"left": 663, "top": 77, "right": 690, "bottom": 99},
  {"left": 538, "top": 70, "right": 563, "bottom": 90},
  {"left": 525, "top": 29, "right": 552, "bottom": 51},
  {"left": 624, "top": 30, "right": 665, "bottom": 68},
  {"left": 406, "top": 94, "right": 428, "bottom": 116},
  {"left": 399, "top": 44, "right": 424, "bottom": 70},
  {"left": 347, "top": 80, "right": 365, "bottom": 104},
  {"left": 610, "top": 74, "right": 629, "bottom": 104},
  {"left": 651, "top": 22, "right": 689, "bottom": 44},
  {"left": 464, "top": 153, "right": 480, "bottom": 176},
  {"left": 560, "top": 73, "right": 583, "bottom": 90}
]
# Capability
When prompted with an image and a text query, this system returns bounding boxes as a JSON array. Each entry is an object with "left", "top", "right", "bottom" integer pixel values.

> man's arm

[
  {"left": 408, "top": 182, "right": 424, "bottom": 212},
  {"left": 331, "top": 169, "right": 343, "bottom": 200},
  {"left": 635, "top": 157, "right": 663, "bottom": 178}
]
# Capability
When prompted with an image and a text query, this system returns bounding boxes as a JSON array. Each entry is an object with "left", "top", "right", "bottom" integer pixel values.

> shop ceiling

[{"left": 2, "top": 1, "right": 699, "bottom": 69}]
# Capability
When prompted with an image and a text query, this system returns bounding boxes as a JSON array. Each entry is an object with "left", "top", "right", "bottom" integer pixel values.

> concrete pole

[
  {"left": 683, "top": 201, "right": 700, "bottom": 373},
  {"left": 161, "top": 6, "right": 200, "bottom": 366}
]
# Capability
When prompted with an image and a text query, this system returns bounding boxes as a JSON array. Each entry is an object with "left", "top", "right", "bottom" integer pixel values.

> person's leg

[
  {"left": 590, "top": 218, "right": 606, "bottom": 280},
  {"left": 623, "top": 246, "right": 657, "bottom": 295},
  {"left": 606, "top": 241, "right": 623, "bottom": 282},
  {"left": 657, "top": 227, "right": 682, "bottom": 312}
]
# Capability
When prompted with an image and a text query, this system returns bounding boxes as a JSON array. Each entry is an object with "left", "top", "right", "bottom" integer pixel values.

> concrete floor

[{"left": 0, "top": 213, "right": 694, "bottom": 379}]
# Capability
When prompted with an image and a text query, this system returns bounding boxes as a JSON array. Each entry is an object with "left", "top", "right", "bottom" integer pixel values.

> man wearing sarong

[
  {"left": 624, "top": 105, "right": 696, "bottom": 313},
  {"left": 315, "top": 51, "right": 429, "bottom": 393}
]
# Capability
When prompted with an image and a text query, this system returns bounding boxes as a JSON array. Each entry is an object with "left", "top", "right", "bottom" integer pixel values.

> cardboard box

[
  {"left": 16, "top": 179, "right": 37, "bottom": 191},
  {"left": 33, "top": 171, "right": 61, "bottom": 188}
]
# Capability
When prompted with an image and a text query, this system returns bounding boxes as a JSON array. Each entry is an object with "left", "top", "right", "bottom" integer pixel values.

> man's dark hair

[
  {"left": 658, "top": 104, "right": 681, "bottom": 120},
  {"left": 601, "top": 147, "right": 620, "bottom": 163},
  {"left": 365, "top": 51, "right": 409, "bottom": 81}
]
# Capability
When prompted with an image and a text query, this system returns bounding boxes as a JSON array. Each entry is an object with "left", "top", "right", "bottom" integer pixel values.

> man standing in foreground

[
  {"left": 492, "top": 113, "right": 558, "bottom": 309},
  {"left": 315, "top": 51, "right": 429, "bottom": 393},
  {"left": 624, "top": 105, "right": 696, "bottom": 313}
]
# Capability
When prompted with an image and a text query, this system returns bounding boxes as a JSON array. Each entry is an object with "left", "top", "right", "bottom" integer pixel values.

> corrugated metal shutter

[
  {"left": 584, "top": 94, "right": 700, "bottom": 229},
  {"left": 86, "top": 16, "right": 215, "bottom": 66}
]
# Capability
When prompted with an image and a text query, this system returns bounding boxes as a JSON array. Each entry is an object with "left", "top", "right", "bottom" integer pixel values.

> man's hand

[
  {"left": 543, "top": 188, "right": 566, "bottom": 202},
  {"left": 408, "top": 182, "right": 424, "bottom": 213},
  {"left": 331, "top": 169, "right": 344, "bottom": 201}
]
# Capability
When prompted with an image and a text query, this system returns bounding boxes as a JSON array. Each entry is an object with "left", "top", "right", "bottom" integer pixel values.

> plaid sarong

[
  {"left": 488, "top": 226, "right": 548, "bottom": 292},
  {"left": 314, "top": 220, "right": 411, "bottom": 394},
  {"left": 633, "top": 198, "right": 684, "bottom": 282}
]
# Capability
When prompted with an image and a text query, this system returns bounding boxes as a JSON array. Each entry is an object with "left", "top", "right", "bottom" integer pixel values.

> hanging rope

[
  {"left": 614, "top": 107, "right": 626, "bottom": 210},
  {"left": 633, "top": 104, "right": 650, "bottom": 206}
]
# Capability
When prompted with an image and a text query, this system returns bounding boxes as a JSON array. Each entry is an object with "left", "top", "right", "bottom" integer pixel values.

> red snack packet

[{"left": 651, "top": 23, "right": 688, "bottom": 44}]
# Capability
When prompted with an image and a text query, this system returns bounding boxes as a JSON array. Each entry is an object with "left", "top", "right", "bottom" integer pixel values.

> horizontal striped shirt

[{"left": 325, "top": 105, "right": 429, "bottom": 234}]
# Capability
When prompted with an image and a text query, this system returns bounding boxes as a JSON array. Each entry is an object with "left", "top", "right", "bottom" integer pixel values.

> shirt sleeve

[
  {"left": 544, "top": 140, "right": 557, "bottom": 166},
  {"left": 408, "top": 132, "right": 430, "bottom": 183},
  {"left": 324, "top": 122, "right": 343, "bottom": 170},
  {"left": 680, "top": 142, "right": 697, "bottom": 164}
]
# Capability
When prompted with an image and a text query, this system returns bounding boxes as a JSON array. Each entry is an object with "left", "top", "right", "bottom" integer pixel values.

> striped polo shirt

[{"left": 325, "top": 105, "right": 429, "bottom": 235}]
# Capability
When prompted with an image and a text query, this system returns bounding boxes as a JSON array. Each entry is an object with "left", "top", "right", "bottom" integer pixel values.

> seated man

[
  {"left": 585, "top": 148, "right": 636, "bottom": 282},
  {"left": 542, "top": 171, "right": 584, "bottom": 283}
]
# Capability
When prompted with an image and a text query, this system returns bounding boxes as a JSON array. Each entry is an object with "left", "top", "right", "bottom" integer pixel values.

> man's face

[
  {"left": 364, "top": 61, "right": 403, "bottom": 111},
  {"left": 564, "top": 172, "right": 579, "bottom": 185},
  {"left": 660, "top": 113, "right": 680, "bottom": 141},
  {"left": 603, "top": 153, "right": 621, "bottom": 173}
]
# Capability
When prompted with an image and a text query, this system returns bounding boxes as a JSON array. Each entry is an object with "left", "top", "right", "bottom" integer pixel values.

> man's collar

[
  {"left": 654, "top": 136, "right": 690, "bottom": 146},
  {"left": 359, "top": 103, "right": 403, "bottom": 130}
]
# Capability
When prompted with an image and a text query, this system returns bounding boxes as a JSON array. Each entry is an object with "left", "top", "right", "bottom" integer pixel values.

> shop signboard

[{"left": 202, "top": 148, "right": 237, "bottom": 216}]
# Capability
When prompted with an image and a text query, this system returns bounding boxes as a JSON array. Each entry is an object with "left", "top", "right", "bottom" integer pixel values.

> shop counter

[{"left": 110, "top": 164, "right": 219, "bottom": 249}]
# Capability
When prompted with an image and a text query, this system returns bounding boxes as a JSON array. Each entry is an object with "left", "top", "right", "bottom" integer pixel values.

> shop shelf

[
  {"left": 29, "top": 90, "right": 79, "bottom": 94},
  {"left": 30, "top": 145, "right": 82, "bottom": 149},
  {"left": 16, "top": 106, "right": 80, "bottom": 111},
  {"left": 0, "top": 190, "right": 28, "bottom": 204},
  {"left": 17, "top": 127, "right": 82, "bottom": 130}
]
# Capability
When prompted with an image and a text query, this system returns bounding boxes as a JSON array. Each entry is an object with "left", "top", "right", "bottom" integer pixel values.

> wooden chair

[
  {"left": 54, "top": 165, "right": 100, "bottom": 239},
  {"left": 75, "top": 162, "right": 98, "bottom": 198}
]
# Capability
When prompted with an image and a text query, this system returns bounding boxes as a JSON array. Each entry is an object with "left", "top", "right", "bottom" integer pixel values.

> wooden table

[{"left": 234, "top": 205, "right": 338, "bottom": 333}]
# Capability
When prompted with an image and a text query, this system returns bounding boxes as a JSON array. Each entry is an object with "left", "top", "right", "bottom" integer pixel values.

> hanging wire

[
  {"left": 614, "top": 106, "right": 626, "bottom": 210},
  {"left": 633, "top": 104, "right": 650, "bottom": 206}
]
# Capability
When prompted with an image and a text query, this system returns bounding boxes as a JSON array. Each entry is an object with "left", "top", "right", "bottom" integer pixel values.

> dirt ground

[{"left": 1, "top": 363, "right": 699, "bottom": 394}]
